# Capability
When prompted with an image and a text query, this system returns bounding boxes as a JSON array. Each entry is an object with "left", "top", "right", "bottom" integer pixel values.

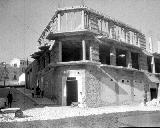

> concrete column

[
  {"left": 58, "top": 13, "right": 61, "bottom": 32},
  {"left": 81, "top": 10, "right": 85, "bottom": 29},
  {"left": 157, "top": 84, "right": 160, "bottom": 98},
  {"left": 82, "top": 40, "right": 86, "bottom": 61},
  {"left": 110, "top": 46, "right": 116, "bottom": 66},
  {"left": 126, "top": 51, "right": 132, "bottom": 68},
  {"left": 145, "top": 84, "right": 150, "bottom": 102},
  {"left": 59, "top": 41, "right": 62, "bottom": 62},
  {"left": 138, "top": 53, "right": 141, "bottom": 70},
  {"left": 89, "top": 44, "right": 92, "bottom": 61},
  {"left": 151, "top": 56, "right": 155, "bottom": 73}
]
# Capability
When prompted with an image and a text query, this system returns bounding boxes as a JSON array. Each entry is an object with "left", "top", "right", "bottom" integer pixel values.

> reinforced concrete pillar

[
  {"left": 151, "top": 56, "right": 155, "bottom": 73},
  {"left": 126, "top": 51, "right": 132, "bottom": 68},
  {"left": 157, "top": 83, "right": 160, "bottom": 98},
  {"left": 110, "top": 46, "right": 116, "bottom": 66},
  {"left": 58, "top": 13, "right": 61, "bottom": 32},
  {"left": 81, "top": 10, "right": 85, "bottom": 29},
  {"left": 59, "top": 41, "right": 62, "bottom": 62},
  {"left": 82, "top": 40, "right": 86, "bottom": 61}
]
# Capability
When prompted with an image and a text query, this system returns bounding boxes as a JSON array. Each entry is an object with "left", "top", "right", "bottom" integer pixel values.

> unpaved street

[
  {"left": 1, "top": 88, "right": 160, "bottom": 127},
  {"left": 0, "top": 88, "right": 36, "bottom": 110}
]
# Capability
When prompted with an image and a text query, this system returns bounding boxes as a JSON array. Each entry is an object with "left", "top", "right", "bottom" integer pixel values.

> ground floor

[
  {"left": 26, "top": 61, "right": 160, "bottom": 107},
  {"left": 2, "top": 87, "right": 160, "bottom": 127}
]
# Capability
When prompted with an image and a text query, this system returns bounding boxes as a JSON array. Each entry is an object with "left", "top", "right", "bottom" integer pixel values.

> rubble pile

[{"left": 146, "top": 98, "right": 160, "bottom": 107}]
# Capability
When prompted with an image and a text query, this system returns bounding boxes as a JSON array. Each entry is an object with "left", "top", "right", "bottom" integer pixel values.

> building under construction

[{"left": 26, "top": 6, "right": 160, "bottom": 107}]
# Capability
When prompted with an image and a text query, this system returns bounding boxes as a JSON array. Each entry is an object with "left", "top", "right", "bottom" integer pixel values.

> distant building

[
  {"left": 26, "top": 6, "right": 160, "bottom": 107},
  {"left": 0, "top": 58, "right": 29, "bottom": 85}
]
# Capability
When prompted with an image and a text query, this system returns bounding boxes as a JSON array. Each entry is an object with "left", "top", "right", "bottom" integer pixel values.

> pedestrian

[
  {"left": 36, "top": 86, "right": 41, "bottom": 98},
  {"left": 31, "top": 88, "right": 34, "bottom": 98},
  {"left": 41, "top": 90, "right": 44, "bottom": 98},
  {"left": 7, "top": 91, "right": 13, "bottom": 108}
]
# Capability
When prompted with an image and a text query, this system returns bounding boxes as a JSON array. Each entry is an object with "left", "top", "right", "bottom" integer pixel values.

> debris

[
  {"left": 146, "top": 98, "right": 160, "bottom": 107},
  {"left": 15, "top": 109, "right": 23, "bottom": 118}
]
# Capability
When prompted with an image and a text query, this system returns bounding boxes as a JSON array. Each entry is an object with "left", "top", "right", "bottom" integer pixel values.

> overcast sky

[{"left": 0, "top": 0, "right": 160, "bottom": 63}]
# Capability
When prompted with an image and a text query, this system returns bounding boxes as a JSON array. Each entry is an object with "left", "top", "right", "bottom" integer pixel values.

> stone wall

[
  {"left": 39, "top": 67, "right": 62, "bottom": 105},
  {"left": 85, "top": 65, "right": 104, "bottom": 107},
  {"left": 85, "top": 64, "right": 148, "bottom": 107},
  {"left": 40, "top": 65, "right": 86, "bottom": 106},
  {"left": 25, "top": 60, "right": 38, "bottom": 89},
  {"left": 30, "top": 60, "right": 39, "bottom": 89},
  {"left": 90, "top": 42, "right": 99, "bottom": 62}
]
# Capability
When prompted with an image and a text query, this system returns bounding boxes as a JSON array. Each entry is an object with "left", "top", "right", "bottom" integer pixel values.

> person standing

[
  {"left": 7, "top": 91, "right": 13, "bottom": 108},
  {"left": 31, "top": 88, "right": 34, "bottom": 98},
  {"left": 41, "top": 90, "right": 44, "bottom": 98}
]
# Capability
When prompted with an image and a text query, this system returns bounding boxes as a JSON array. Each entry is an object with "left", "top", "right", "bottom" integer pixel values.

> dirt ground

[
  {"left": 0, "top": 111, "right": 159, "bottom": 128},
  {"left": 1, "top": 88, "right": 160, "bottom": 128},
  {"left": 0, "top": 88, "right": 36, "bottom": 110}
]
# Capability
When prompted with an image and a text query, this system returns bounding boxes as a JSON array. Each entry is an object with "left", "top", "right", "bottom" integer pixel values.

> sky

[{"left": 0, "top": 0, "right": 160, "bottom": 63}]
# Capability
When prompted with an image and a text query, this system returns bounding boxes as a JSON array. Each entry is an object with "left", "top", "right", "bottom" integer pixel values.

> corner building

[{"left": 26, "top": 6, "right": 160, "bottom": 107}]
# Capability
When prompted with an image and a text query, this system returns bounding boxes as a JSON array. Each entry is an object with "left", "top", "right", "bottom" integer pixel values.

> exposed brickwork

[
  {"left": 90, "top": 42, "right": 99, "bottom": 62},
  {"left": 110, "top": 46, "right": 116, "bottom": 66}
]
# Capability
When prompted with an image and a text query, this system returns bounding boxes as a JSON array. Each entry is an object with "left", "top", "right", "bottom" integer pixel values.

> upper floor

[
  {"left": 28, "top": 6, "right": 160, "bottom": 77},
  {"left": 38, "top": 6, "right": 146, "bottom": 50}
]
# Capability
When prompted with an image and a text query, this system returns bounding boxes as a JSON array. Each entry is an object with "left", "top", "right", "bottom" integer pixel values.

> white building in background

[
  {"left": 18, "top": 73, "right": 25, "bottom": 85},
  {"left": 9, "top": 58, "right": 29, "bottom": 85},
  {"left": 10, "top": 58, "right": 21, "bottom": 68}
]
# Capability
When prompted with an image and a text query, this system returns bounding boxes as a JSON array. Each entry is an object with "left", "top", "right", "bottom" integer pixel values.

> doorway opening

[
  {"left": 66, "top": 77, "right": 78, "bottom": 106},
  {"left": 150, "top": 88, "right": 157, "bottom": 100}
]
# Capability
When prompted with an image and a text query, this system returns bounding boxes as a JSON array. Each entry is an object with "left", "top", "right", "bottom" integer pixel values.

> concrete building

[{"left": 26, "top": 6, "right": 160, "bottom": 107}]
